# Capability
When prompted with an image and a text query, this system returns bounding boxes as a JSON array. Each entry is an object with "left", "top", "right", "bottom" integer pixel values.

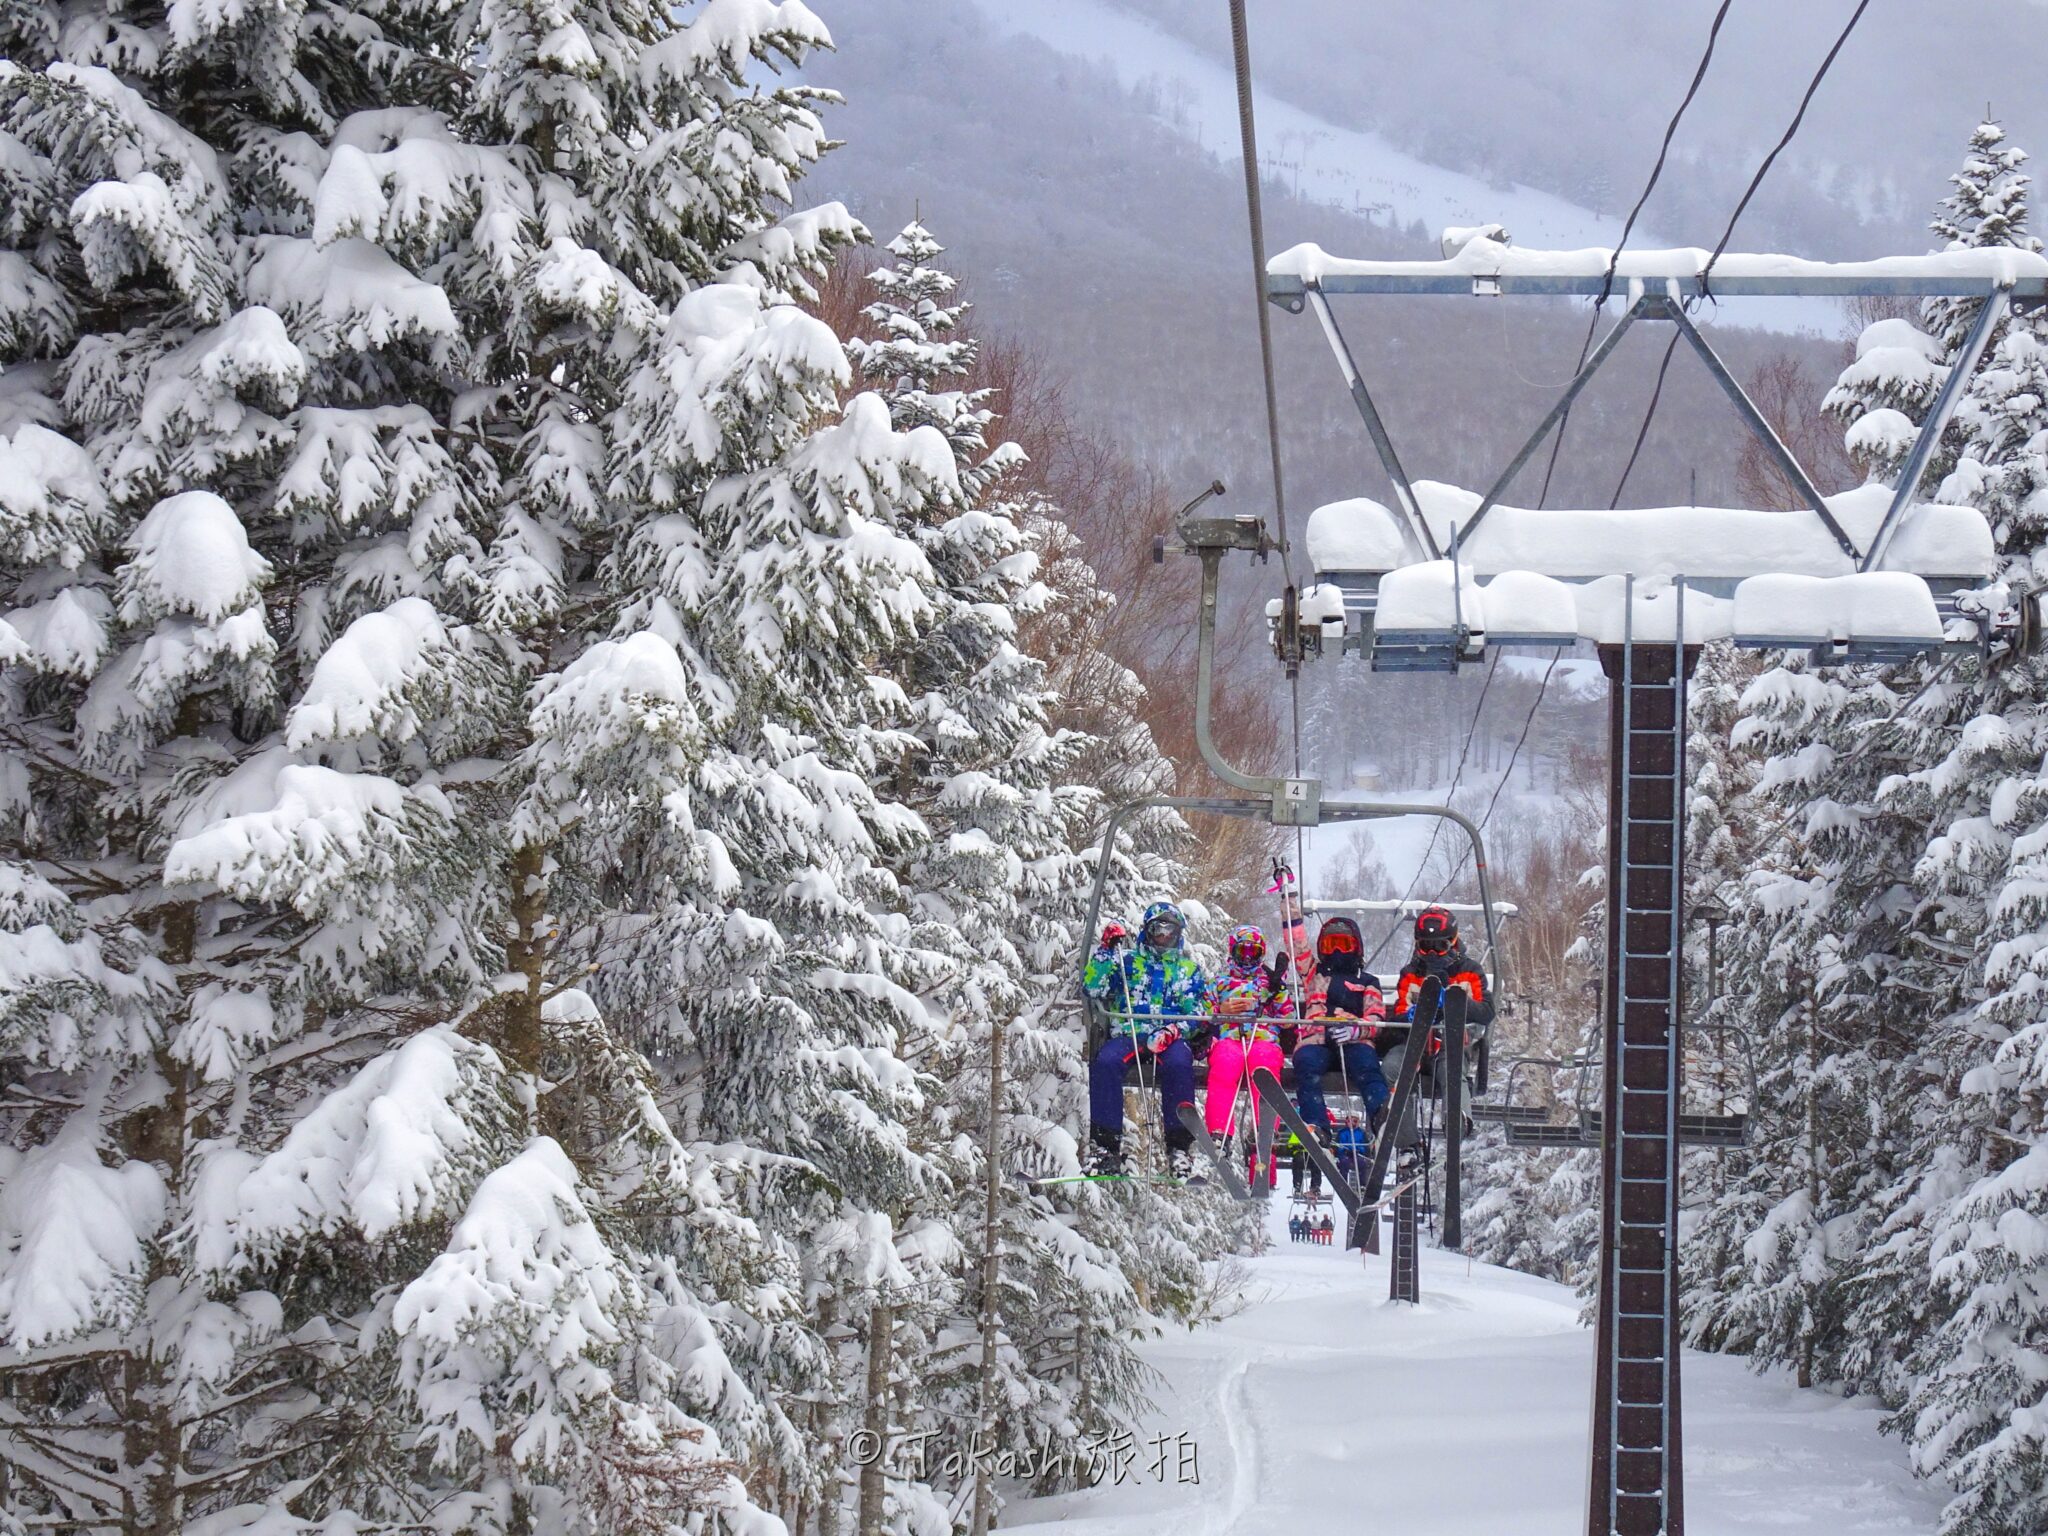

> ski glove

[
  {"left": 1326, "top": 1022, "right": 1358, "bottom": 1045},
  {"left": 1148, "top": 1026, "right": 1181, "bottom": 1054}
]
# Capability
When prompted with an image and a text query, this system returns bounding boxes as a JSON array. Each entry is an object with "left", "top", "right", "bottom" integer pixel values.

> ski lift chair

[
  {"left": 1467, "top": 1050, "right": 1570, "bottom": 1127},
  {"left": 1496, "top": 1023, "right": 1756, "bottom": 1148},
  {"left": 1498, "top": 1052, "right": 1603, "bottom": 1148},
  {"left": 1577, "top": 1021, "right": 1756, "bottom": 1148}
]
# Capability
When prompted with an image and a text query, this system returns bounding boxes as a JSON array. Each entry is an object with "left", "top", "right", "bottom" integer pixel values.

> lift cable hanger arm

[
  {"left": 1658, "top": 298, "right": 1860, "bottom": 561},
  {"left": 1464, "top": 294, "right": 1651, "bottom": 545},
  {"left": 1304, "top": 286, "right": 1438, "bottom": 559},
  {"left": 1864, "top": 282, "right": 2013, "bottom": 573}
]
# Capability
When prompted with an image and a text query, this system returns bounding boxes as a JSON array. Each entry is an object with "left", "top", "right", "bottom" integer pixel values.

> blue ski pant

[
  {"left": 1293, "top": 1039, "right": 1391, "bottom": 1131},
  {"left": 1089, "top": 1035, "right": 1196, "bottom": 1144}
]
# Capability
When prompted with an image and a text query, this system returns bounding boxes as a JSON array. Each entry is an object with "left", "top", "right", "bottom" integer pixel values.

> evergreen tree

[
  {"left": 1683, "top": 124, "right": 2048, "bottom": 1532},
  {"left": 1889, "top": 125, "right": 2048, "bottom": 1536},
  {"left": 813, "top": 219, "right": 1252, "bottom": 1529},
  {"left": 0, "top": 0, "right": 996, "bottom": 1530}
]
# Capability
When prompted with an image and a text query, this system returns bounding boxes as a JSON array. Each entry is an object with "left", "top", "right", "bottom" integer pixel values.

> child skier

[
  {"left": 1381, "top": 906, "right": 1494, "bottom": 1125},
  {"left": 1204, "top": 924, "right": 1291, "bottom": 1191},
  {"left": 1272, "top": 864, "right": 1392, "bottom": 1141},
  {"left": 1082, "top": 900, "right": 1209, "bottom": 1177},
  {"left": 1332, "top": 1111, "right": 1371, "bottom": 1183}
]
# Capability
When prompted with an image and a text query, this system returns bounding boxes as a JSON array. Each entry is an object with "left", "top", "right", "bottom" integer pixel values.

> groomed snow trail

[{"left": 1004, "top": 1198, "right": 1943, "bottom": 1534}]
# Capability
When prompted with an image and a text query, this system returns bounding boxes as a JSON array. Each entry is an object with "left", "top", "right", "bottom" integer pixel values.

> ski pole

[
  {"left": 1336, "top": 1028, "right": 1354, "bottom": 1135},
  {"left": 1118, "top": 951, "right": 1154, "bottom": 1101}
]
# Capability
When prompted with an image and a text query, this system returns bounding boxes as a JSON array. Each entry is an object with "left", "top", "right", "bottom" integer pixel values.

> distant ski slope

[
  {"left": 967, "top": 0, "right": 1647, "bottom": 251},
  {"left": 966, "top": 0, "right": 1842, "bottom": 335},
  {"left": 1003, "top": 1200, "right": 1942, "bottom": 1533}
]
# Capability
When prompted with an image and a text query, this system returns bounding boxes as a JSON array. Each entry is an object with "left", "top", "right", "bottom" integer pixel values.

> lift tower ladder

[{"left": 1595, "top": 578, "right": 1692, "bottom": 1536}]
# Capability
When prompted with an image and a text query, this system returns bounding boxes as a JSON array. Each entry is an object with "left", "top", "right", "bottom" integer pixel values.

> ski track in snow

[
  {"left": 965, "top": 0, "right": 1845, "bottom": 336},
  {"left": 1003, "top": 1200, "right": 1943, "bottom": 1534}
]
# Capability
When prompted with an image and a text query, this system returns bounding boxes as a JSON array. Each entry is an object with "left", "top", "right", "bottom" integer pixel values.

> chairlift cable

[
  {"left": 1698, "top": 0, "right": 1876, "bottom": 298},
  {"left": 1435, "top": 646, "right": 1568, "bottom": 899},
  {"left": 1228, "top": 0, "right": 1311, "bottom": 884},
  {"left": 1616, "top": 0, "right": 1875, "bottom": 505},
  {"left": 1535, "top": 0, "right": 1736, "bottom": 508},
  {"left": 1367, "top": 651, "right": 1501, "bottom": 970},
  {"left": 1608, "top": 332, "right": 1685, "bottom": 507}
]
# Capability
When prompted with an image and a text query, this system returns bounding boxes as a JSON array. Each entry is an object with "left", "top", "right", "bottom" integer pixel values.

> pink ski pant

[{"left": 1205, "top": 1037, "right": 1284, "bottom": 1172}]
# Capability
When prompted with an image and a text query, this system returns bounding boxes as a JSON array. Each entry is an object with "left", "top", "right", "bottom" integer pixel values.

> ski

[
  {"left": 1250, "top": 1066, "right": 1361, "bottom": 1218},
  {"left": 1176, "top": 1102, "right": 1256, "bottom": 1201},
  {"left": 1255, "top": 982, "right": 1439, "bottom": 1252},
  {"left": 1358, "top": 980, "right": 1443, "bottom": 1203},
  {"left": 1373, "top": 1171, "right": 1426, "bottom": 1207}
]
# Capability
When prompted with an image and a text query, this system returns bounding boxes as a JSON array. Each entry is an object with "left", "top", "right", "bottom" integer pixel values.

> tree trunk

[
  {"left": 504, "top": 840, "right": 549, "bottom": 1081},
  {"left": 816, "top": 1296, "right": 840, "bottom": 1536},
  {"left": 970, "top": 1020, "right": 1008, "bottom": 1536},
  {"left": 124, "top": 898, "right": 197, "bottom": 1536},
  {"left": 1800, "top": 974, "right": 1821, "bottom": 1390},
  {"left": 857, "top": 1302, "right": 893, "bottom": 1534}
]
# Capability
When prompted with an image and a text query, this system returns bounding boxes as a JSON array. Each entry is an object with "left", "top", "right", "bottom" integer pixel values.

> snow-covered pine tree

[
  {"left": 841, "top": 222, "right": 1253, "bottom": 1527},
  {"left": 1686, "top": 125, "right": 2045, "bottom": 1453},
  {"left": 1882, "top": 126, "right": 2048, "bottom": 1536},
  {"left": 1687, "top": 131, "right": 2036, "bottom": 1396},
  {"left": 0, "top": 0, "right": 995, "bottom": 1530},
  {"left": 1827, "top": 125, "right": 2048, "bottom": 1436}
]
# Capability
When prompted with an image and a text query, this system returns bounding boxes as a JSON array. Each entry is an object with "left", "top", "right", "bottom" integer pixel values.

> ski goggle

[
  {"left": 1143, "top": 917, "right": 1182, "bottom": 945},
  {"left": 1417, "top": 935, "right": 1452, "bottom": 954},
  {"left": 1318, "top": 929, "right": 1360, "bottom": 956},
  {"left": 1229, "top": 937, "right": 1265, "bottom": 964}
]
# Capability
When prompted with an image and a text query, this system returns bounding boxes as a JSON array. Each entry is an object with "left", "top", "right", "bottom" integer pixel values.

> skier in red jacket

[{"left": 1378, "top": 907, "right": 1493, "bottom": 1121}]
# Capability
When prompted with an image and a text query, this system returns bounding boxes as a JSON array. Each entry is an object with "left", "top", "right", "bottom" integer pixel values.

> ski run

[{"left": 1006, "top": 1198, "right": 1946, "bottom": 1536}]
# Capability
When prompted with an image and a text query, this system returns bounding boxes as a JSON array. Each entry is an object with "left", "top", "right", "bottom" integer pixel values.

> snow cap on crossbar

[{"left": 1307, "top": 483, "right": 1994, "bottom": 585}]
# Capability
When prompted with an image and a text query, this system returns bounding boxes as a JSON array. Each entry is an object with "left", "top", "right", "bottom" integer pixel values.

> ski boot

[{"left": 1085, "top": 1125, "right": 1124, "bottom": 1178}]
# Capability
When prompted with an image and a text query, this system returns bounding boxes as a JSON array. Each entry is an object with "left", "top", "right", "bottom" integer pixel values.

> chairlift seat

[
  {"left": 1579, "top": 1108, "right": 1751, "bottom": 1147},
  {"left": 1467, "top": 1102, "right": 1551, "bottom": 1124},
  {"left": 1505, "top": 1121, "right": 1597, "bottom": 1148}
]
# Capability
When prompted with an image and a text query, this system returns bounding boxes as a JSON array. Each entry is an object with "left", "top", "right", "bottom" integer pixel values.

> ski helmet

[
  {"left": 1316, "top": 915, "right": 1364, "bottom": 971},
  {"left": 1227, "top": 925, "right": 1266, "bottom": 969},
  {"left": 1414, "top": 906, "right": 1457, "bottom": 954},
  {"left": 1140, "top": 900, "right": 1185, "bottom": 950}
]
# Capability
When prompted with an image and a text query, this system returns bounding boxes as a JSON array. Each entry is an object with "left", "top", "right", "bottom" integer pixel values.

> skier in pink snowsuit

[{"left": 1204, "top": 924, "right": 1292, "bottom": 1191}]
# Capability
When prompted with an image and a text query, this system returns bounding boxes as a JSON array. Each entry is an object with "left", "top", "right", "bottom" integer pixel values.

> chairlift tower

[{"left": 1251, "top": 232, "right": 2048, "bottom": 1536}]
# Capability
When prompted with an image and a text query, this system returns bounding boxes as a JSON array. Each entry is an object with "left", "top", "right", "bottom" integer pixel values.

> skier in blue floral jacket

[{"left": 1083, "top": 900, "right": 1210, "bottom": 1176}]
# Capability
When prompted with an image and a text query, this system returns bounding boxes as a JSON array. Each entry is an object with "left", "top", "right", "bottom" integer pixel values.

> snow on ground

[
  {"left": 964, "top": 0, "right": 1842, "bottom": 335},
  {"left": 1003, "top": 1200, "right": 1942, "bottom": 1535}
]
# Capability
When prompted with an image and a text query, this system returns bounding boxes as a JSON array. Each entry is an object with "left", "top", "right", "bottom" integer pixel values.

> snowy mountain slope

[
  {"left": 961, "top": 0, "right": 1851, "bottom": 336},
  {"left": 1004, "top": 1202, "right": 1942, "bottom": 1533},
  {"left": 1080, "top": 0, "right": 2048, "bottom": 267},
  {"left": 962, "top": 0, "right": 1645, "bottom": 252},
  {"left": 810, "top": 1, "right": 1852, "bottom": 527}
]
